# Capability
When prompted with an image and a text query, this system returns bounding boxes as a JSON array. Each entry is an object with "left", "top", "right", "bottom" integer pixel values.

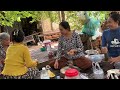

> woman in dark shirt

[
  {"left": 49, "top": 21, "right": 92, "bottom": 70},
  {"left": 102, "top": 12, "right": 120, "bottom": 68}
]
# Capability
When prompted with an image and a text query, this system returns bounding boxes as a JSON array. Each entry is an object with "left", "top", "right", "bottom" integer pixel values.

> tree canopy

[{"left": 0, "top": 11, "right": 110, "bottom": 31}]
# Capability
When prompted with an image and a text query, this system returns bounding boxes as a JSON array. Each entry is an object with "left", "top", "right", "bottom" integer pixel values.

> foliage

[
  {"left": 65, "top": 11, "right": 110, "bottom": 31},
  {"left": 0, "top": 11, "right": 110, "bottom": 30}
]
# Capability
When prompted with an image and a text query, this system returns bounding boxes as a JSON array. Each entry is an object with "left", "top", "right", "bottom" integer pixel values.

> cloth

[
  {"left": 2, "top": 67, "right": 40, "bottom": 79},
  {"left": 49, "top": 56, "right": 92, "bottom": 70}
]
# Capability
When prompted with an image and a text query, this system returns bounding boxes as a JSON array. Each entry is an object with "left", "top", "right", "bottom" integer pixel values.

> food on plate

[{"left": 48, "top": 70, "right": 55, "bottom": 78}]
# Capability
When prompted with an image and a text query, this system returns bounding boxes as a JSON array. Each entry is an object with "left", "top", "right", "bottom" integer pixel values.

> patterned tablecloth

[
  {"left": 30, "top": 48, "right": 49, "bottom": 63},
  {"left": 29, "top": 45, "right": 58, "bottom": 63}
]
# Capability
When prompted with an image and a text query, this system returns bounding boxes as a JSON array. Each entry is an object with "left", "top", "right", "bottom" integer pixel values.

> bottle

[
  {"left": 47, "top": 44, "right": 54, "bottom": 59},
  {"left": 56, "top": 76, "right": 61, "bottom": 79},
  {"left": 104, "top": 53, "right": 108, "bottom": 62},
  {"left": 37, "top": 40, "right": 43, "bottom": 48},
  {"left": 40, "top": 67, "right": 50, "bottom": 79},
  {"left": 47, "top": 44, "right": 51, "bottom": 52}
]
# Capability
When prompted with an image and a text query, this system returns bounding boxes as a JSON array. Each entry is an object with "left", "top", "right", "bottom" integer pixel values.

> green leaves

[
  {"left": 65, "top": 11, "right": 110, "bottom": 31},
  {"left": 0, "top": 11, "right": 110, "bottom": 30}
]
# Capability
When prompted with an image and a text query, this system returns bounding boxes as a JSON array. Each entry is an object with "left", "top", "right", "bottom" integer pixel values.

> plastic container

[
  {"left": 43, "top": 40, "right": 51, "bottom": 49},
  {"left": 40, "top": 47, "right": 46, "bottom": 52},
  {"left": 64, "top": 68, "right": 80, "bottom": 79},
  {"left": 40, "top": 67, "right": 50, "bottom": 79}
]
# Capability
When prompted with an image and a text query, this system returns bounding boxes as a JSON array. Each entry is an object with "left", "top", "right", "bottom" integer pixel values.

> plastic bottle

[
  {"left": 104, "top": 53, "right": 108, "bottom": 62},
  {"left": 37, "top": 40, "right": 43, "bottom": 47},
  {"left": 56, "top": 76, "right": 61, "bottom": 79},
  {"left": 40, "top": 67, "right": 50, "bottom": 79},
  {"left": 47, "top": 44, "right": 51, "bottom": 53},
  {"left": 46, "top": 44, "right": 54, "bottom": 59}
]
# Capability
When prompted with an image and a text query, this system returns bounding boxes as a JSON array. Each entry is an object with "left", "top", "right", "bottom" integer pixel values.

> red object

[
  {"left": 48, "top": 52, "right": 54, "bottom": 59},
  {"left": 65, "top": 68, "right": 79, "bottom": 77}
]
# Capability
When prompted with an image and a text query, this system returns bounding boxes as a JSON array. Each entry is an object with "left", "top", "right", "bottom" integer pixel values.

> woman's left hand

[{"left": 109, "top": 56, "right": 120, "bottom": 64}]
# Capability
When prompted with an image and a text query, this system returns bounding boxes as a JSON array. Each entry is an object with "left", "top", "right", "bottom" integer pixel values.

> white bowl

[{"left": 88, "top": 54, "right": 104, "bottom": 62}]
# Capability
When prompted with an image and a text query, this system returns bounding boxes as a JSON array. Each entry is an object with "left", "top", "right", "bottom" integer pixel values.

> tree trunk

[
  {"left": 50, "top": 20, "right": 53, "bottom": 31},
  {"left": 58, "top": 11, "right": 61, "bottom": 22},
  {"left": 61, "top": 11, "right": 65, "bottom": 21},
  {"left": 1, "top": 26, "right": 4, "bottom": 32},
  {"left": 0, "top": 26, "right": 1, "bottom": 33},
  {"left": 48, "top": 12, "right": 53, "bottom": 31}
]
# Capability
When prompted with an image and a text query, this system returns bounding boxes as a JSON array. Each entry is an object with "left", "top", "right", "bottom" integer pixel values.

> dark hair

[
  {"left": 59, "top": 21, "right": 70, "bottom": 31},
  {"left": 109, "top": 11, "right": 119, "bottom": 16},
  {"left": 11, "top": 29, "right": 25, "bottom": 43},
  {"left": 109, "top": 12, "right": 120, "bottom": 25}
]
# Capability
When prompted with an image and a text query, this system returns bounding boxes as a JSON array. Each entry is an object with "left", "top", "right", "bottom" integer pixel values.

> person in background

[
  {"left": 49, "top": 21, "right": 92, "bottom": 70},
  {"left": 101, "top": 12, "right": 120, "bottom": 69},
  {"left": 1, "top": 29, "right": 40, "bottom": 79},
  {"left": 0, "top": 32, "right": 10, "bottom": 73}
]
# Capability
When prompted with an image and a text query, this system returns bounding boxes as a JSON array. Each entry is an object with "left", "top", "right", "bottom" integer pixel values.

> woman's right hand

[
  {"left": 34, "top": 59, "right": 39, "bottom": 65},
  {"left": 54, "top": 60, "right": 59, "bottom": 69}
]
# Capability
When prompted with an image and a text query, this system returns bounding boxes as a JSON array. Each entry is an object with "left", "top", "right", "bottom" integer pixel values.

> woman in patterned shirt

[
  {"left": 49, "top": 21, "right": 92, "bottom": 70},
  {"left": 0, "top": 32, "right": 10, "bottom": 73}
]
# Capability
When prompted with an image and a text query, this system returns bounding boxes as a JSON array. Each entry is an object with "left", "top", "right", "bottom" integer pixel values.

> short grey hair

[{"left": 0, "top": 32, "right": 10, "bottom": 42}]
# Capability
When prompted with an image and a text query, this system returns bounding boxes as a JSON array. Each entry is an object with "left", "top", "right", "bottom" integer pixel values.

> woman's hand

[
  {"left": 109, "top": 56, "right": 120, "bottom": 64},
  {"left": 67, "top": 49, "right": 77, "bottom": 56},
  {"left": 34, "top": 59, "right": 39, "bottom": 64},
  {"left": 54, "top": 60, "right": 59, "bottom": 69},
  {"left": 101, "top": 47, "right": 108, "bottom": 54}
]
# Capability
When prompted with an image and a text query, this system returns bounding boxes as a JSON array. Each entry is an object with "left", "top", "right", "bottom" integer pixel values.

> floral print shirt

[
  {"left": 0, "top": 44, "right": 6, "bottom": 71},
  {"left": 56, "top": 32, "right": 85, "bottom": 60}
]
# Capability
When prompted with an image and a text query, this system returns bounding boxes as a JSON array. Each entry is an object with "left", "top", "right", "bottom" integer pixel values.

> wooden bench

[
  {"left": 23, "top": 35, "right": 35, "bottom": 45},
  {"left": 38, "top": 31, "right": 61, "bottom": 41}
]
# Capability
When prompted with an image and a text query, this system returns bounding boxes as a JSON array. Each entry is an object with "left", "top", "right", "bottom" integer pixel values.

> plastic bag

[
  {"left": 107, "top": 69, "right": 120, "bottom": 79},
  {"left": 82, "top": 17, "right": 100, "bottom": 36}
]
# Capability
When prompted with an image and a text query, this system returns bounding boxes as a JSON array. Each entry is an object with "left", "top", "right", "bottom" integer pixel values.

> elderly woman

[
  {"left": 0, "top": 32, "right": 10, "bottom": 72},
  {"left": 49, "top": 21, "right": 92, "bottom": 70}
]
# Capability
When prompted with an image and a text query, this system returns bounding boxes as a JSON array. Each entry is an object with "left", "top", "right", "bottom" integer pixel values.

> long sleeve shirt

[
  {"left": 0, "top": 44, "right": 6, "bottom": 72},
  {"left": 56, "top": 32, "right": 85, "bottom": 60},
  {"left": 2, "top": 43, "right": 37, "bottom": 76}
]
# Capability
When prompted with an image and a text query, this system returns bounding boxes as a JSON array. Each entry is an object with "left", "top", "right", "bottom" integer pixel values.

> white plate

[{"left": 85, "top": 50, "right": 99, "bottom": 55}]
